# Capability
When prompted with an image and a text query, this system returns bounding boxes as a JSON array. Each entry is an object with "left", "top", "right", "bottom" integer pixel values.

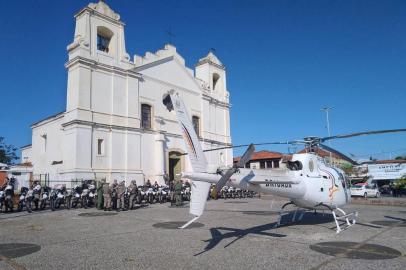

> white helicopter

[{"left": 162, "top": 90, "right": 406, "bottom": 233}]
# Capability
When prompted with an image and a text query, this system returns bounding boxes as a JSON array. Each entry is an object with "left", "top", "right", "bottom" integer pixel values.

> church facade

[{"left": 22, "top": 1, "right": 232, "bottom": 185}]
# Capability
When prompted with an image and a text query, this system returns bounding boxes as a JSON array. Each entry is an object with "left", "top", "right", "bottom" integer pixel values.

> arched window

[
  {"left": 141, "top": 104, "right": 152, "bottom": 129},
  {"left": 97, "top": 26, "right": 113, "bottom": 53},
  {"left": 212, "top": 73, "right": 220, "bottom": 90},
  {"left": 192, "top": 116, "right": 200, "bottom": 136}
]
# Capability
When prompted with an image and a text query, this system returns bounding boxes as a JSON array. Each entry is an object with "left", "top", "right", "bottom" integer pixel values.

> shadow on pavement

[{"left": 194, "top": 222, "right": 286, "bottom": 256}]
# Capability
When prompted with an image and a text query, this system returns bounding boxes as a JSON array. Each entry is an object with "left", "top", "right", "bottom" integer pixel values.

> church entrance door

[{"left": 168, "top": 151, "right": 182, "bottom": 181}]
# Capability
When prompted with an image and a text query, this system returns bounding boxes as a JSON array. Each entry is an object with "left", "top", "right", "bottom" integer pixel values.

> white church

[{"left": 21, "top": 1, "right": 232, "bottom": 185}]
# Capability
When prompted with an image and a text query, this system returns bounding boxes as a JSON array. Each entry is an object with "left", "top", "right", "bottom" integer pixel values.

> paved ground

[
  {"left": 351, "top": 196, "right": 406, "bottom": 206},
  {"left": 0, "top": 198, "right": 405, "bottom": 270}
]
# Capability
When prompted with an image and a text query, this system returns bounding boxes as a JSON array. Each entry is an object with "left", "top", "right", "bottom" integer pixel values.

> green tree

[
  {"left": 340, "top": 163, "right": 353, "bottom": 174},
  {"left": 394, "top": 175, "right": 406, "bottom": 190},
  {"left": 395, "top": 156, "right": 406, "bottom": 160},
  {"left": 0, "top": 137, "right": 18, "bottom": 164}
]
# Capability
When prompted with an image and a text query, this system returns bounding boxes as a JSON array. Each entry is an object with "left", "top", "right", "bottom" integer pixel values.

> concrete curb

[{"left": 350, "top": 197, "right": 406, "bottom": 207}]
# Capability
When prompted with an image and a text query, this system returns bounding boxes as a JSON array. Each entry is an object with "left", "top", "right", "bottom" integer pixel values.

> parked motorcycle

[
  {"left": 145, "top": 187, "right": 155, "bottom": 204},
  {"left": 39, "top": 186, "right": 50, "bottom": 210},
  {"left": 235, "top": 188, "right": 243, "bottom": 199},
  {"left": 65, "top": 188, "right": 72, "bottom": 209},
  {"left": 123, "top": 189, "right": 130, "bottom": 210},
  {"left": 17, "top": 187, "right": 32, "bottom": 213},
  {"left": 245, "top": 190, "right": 255, "bottom": 198},
  {"left": 80, "top": 188, "right": 89, "bottom": 209},
  {"left": 49, "top": 188, "right": 57, "bottom": 211},
  {"left": 87, "top": 183, "right": 97, "bottom": 207},
  {"left": 157, "top": 186, "right": 169, "bottom": 203},
  {"left": 71, "top": 185, "right": 82, "bottom": 208},
  {"left": 0, "top": 188, "right": 5, "bottom": 213},
  {"left": 228, "top": 186, "right": 236, "bottom": 199},
  {"left": 50, "top": 185, "right": 70, "bottom": 211},
  {"left": 32, "top": 183, "right": 42, "bottom": 210},
  {"left": 3, "top": 184, "right": 14, "bottom": 212},
  {"left": 220, "top": 186, "right": 228, "bottom": 199},
  {"left": 137, "top": 186, "right": 145, "bottom": 205},
  {"left": 182, "top": 185, "right": 191, "bottom": 201}
]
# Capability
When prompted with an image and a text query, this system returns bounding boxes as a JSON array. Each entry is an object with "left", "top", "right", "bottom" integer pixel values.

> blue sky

[{"left": 0, "top": 0, "right": 405, "bottom": 161}]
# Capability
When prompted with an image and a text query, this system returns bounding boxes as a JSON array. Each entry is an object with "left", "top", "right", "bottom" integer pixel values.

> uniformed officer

[
  {"left": 96, "top": 179, "right": 105, "bottom": 210},
  {"left": 174, "top": 180, "right": 183, "bottom": 206},
  {"left": 116, "top": 180, "right": 125, "bottom": 211},
  {"left": 102, "top": 181, "right": 111, "bottom": 211},
  {"left": 128, "top": 180, "right": 138, "bottom": 210},
  {"left": 163, "top": 171, "right": 170, "bottom": 185},
  {"left": 110, "top": 179, "right": 118, "bottom": 210},
  {"left": 169, "top": 180, "right": 175, "bottom": 206},
  {"left": 210, "top": 184, "right": 218, "bottom": 200}
]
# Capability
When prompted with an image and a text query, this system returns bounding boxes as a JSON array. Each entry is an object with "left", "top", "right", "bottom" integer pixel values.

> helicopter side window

[
  {"left": 334, "top": 169, "right": 346, "bottom": 188},
  {"left": 287, "top": 161, "right": 302, "bottom": 171},
  {"left": 345, "top": 176, "right": 351, "bottom": 189}
]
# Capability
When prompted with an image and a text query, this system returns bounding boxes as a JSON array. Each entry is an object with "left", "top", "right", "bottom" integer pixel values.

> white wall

[
  {"left": 21, "top": 147, "right": 32, "bottom": 163},
  {"left": 31, "top": 115, "right": 64, "bottom": 180}
]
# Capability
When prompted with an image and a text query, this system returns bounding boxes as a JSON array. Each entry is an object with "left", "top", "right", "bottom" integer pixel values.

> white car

[{"left": 350, "top": 184, "right": 380, "bottom": 198}]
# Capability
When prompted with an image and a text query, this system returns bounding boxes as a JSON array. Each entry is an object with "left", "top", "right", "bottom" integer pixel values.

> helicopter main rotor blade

[
  {"left": 236, "top": 144, "right": 255, "bottom": 168},
  {"left": 321, "top": 128, "right": 406, "bottom": 142},
  {"left": 203, "top": 141, "right": 304, "bottom": 153},
  {"left": 319, "top": 143, "right": 357, "bottom": 165}
]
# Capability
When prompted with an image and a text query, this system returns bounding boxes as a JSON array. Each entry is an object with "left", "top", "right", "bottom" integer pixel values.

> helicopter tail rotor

[{"left": 215, "top": 144, "right": 255, "bottom": 194}]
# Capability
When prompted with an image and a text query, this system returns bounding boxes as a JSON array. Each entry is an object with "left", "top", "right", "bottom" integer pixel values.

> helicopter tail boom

[{"left": 163, "top": 91, "right": 212, "bottom": 228}]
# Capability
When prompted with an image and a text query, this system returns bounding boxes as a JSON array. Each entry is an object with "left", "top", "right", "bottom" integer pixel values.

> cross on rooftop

[{"left": 166, "top": 27, "right": 176, "bottom": 45}]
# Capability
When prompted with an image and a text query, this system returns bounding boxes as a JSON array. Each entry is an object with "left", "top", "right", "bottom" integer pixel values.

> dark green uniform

[
  {"left": 96, "top": 180, "right": 105, "bottom": 210},
  {"left": 128, "top": 181, "right": 137, "bottom": 210},
  {"left": 103, "top": 183, "right": 112, "bottom": 211},
  {"left": 174, "top": 181, "right": 183, "bottom": 206},
  {"left": 116, "top": 181, "right": 125, "bottom": 211}
]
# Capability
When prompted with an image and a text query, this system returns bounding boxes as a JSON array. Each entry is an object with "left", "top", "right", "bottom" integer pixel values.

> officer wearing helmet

[
  {"left": 102, "top": 181, "right": 112, "bottom": 211},
  {"left": 96, "top": 179, "right": 105, "bottom": 210},
  {"left": 110, "top": 179, "right": 118, "bottom": 210},
  {"left": 116, "top": 180, "right": 125, "bottom": 211},
  {"left": 174, "top": 179, "right": 183, "bottom": 206},
  {"left": 128, "top": 180, "right": 138, "bottom": 210}
]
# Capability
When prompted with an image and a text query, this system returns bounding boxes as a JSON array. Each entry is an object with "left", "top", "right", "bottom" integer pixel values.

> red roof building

[{"left": 234, "top": 150, "right": 283, "bottom": 169}]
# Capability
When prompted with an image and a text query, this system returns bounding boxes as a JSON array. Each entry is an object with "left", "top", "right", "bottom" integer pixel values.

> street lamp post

[{"left": 321, "top": 106, "right": 334, "bottom": 164}]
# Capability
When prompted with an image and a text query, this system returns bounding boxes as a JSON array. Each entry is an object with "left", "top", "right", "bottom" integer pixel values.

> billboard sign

[{"left": 368, "top": 163, "right": 406, "bottom": 180}]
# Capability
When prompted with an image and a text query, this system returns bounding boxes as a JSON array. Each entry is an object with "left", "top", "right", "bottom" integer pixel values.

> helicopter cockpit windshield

[
  {"left": 332, "top": 168, "right": 349, "bottom": 189},
  {"left": 287, "top": 161, "right": 302, "bottom": 171}
]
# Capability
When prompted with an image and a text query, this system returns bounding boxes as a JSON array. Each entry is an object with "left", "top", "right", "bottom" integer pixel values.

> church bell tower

[
  {"left": 66, "top": 0, "right": 130, "bottom": 66},
  {"left": 195, "top": 51, "right": 229, "bottom": 103},
  {"left": 65, "top": 0, "right": 133, "bottom": 114}
]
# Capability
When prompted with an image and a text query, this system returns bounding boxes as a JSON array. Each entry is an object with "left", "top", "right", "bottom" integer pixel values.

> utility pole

[{"left": 321, "top": 106, "right": 334, "bottom": 164}]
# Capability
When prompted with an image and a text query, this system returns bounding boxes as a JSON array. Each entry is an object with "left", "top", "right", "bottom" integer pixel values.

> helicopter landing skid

[
  {"left": 331, "top": 207, "right": 358, "bottom": 234},
  {"left": 274, "top": 202, "right": 305, "bottom": 228}
]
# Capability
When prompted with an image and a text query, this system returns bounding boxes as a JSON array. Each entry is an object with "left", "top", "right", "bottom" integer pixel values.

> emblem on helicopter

[{"left": 309, "top": 160, "right": 314, "bottom": 172}]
